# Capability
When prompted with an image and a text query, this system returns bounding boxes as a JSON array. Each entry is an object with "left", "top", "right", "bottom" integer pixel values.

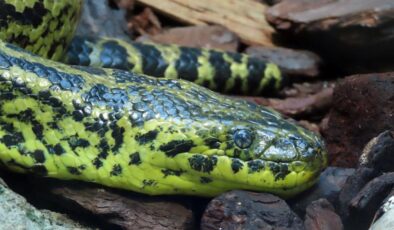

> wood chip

[
  {"left": 238, "top": 87, "right": 333, "bottom": 118},
  {"left": 137, "top": 25, "right": 239, "bottom": 51},
  {"left": 129, "top": 7, "right": 162, "bottom": 36},
  {"left": 135, "top": 0, "right": 275, "bottom": 46}
]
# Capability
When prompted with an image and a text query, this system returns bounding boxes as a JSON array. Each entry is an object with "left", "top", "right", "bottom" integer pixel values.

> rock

[
  {"left": 322, "top": 73, "right": 394, "bottom": 167},
  {"left": 0, "top": 178, "right": 89, "bottom": 230},
  {"left": 48, "top": 185, "right": 194, "bottom": 230},
  {"left": 349, "top": 173, "right": 394, "bottom": 223},
  {"left": 266, "top": 0, "right": 394, "bottom": 71},
  {"left": 76, "top": 0, "right": 131, "bottom": 41},
  {"left": 304, "top": 199, "right": 343, "bottom": 230},
  {"left": 346, "top": 173, "right": 394, "bottom": 229},
  {"left": 246, "top": 46, "right": 321, "bottom": 78},
  {"left": 336, "top": 130, "right": 394, "bottom": 225},
  {"left": 369, "top": 191, "right": 394, "bottom": 230},
  {"left": 201, "top": 190, "right": 305, "bottom": 230},
  {"left": 290, "top": 167, "right": 354, "bottom": 216},
  {"left": 359, "top": 130, "right": 394, "bottom": 173},
  {"left": 337, "top": 167, "right": 379, "bottom": 220},
  {"left": 137, "top": 25, "right": 239, "bottom": 52}
]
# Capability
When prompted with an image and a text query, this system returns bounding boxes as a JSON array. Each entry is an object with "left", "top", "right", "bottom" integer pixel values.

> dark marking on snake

[
  {"left": 110, "top": 164, "right": 122, "bottom": 176},
  {"left": 247, "top": 160, "right": 265, "bottom": 173},
  {"left": 129, "top": 152, "right": 142, "bottom": 165},
  {"left": 200, "top": 176, "right": 212, "bottom": 184},
  {"left": 162, "top": 169, "right": 185, "bottom": 178},
  {"left": 188, "top": 155, "right": 218, "bottom": 173},
  {"left": 159, "top": 140, "right": 195, "bottom": 157},
  {"left": 231, "top": 159, "right": 243, "bottom": 174},
  {"left": 135, "top": 130, "right": 159, "bottom": 144}
]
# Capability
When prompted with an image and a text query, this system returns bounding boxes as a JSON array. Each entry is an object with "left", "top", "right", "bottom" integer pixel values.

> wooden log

[
  {"left": 135, "top": 0, "right": 275, "bottom": 46},
  {"left": 266, "top": 0, "right": 394, "bottom": 71},
  {"left": 50, "top": 186, "right": 195, "bottom": 230}
]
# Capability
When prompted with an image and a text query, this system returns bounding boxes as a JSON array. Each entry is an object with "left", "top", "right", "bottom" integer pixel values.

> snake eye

[{"left": 233, "top": 129, "right": 254, "bottom": 149}]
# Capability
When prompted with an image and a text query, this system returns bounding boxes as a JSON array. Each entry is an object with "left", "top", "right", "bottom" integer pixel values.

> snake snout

[
  {"left": 252, "top": 130, "right": 327, "bottom": 171},
  {"left": 257, "top": 137, "right": 299, "bottom": 162}
]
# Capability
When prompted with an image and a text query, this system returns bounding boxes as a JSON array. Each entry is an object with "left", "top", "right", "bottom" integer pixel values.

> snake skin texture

[
  {"left": 0, "top": 0, "right": 327, "bottom": 197},
  {"left": 65, "top": 36, "right": 283, "bottom": 95},
  {"left": 0, "top": 41, "right": 326, "bottom": 196},
  {"left": 0, "top": 0, "right": 82, "bottom": 61}
]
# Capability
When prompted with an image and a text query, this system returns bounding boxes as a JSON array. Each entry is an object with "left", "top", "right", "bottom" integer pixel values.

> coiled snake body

[{"left": 0, "top": 0, "right": 327, "bottom": 197}]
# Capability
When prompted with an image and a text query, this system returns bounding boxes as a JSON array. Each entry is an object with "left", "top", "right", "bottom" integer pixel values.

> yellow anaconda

[{"left": 0, "top": 0, "right": 327, "bottom": 197}]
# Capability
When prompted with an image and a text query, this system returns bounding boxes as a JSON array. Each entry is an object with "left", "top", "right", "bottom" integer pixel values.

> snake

[{"left": 0, "top": 0, "right": 327, "bottom": 197}]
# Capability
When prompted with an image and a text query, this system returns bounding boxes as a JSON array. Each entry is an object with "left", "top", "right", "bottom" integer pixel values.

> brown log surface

[
  {"left": 135, "top": 0, "right": 275, "bottom": 46},
  {"left": 267, "top": 0, "right": 394, "bottom": 32},
  {"left": 51, "top": 186, "right": 194, "bottom": 230}
]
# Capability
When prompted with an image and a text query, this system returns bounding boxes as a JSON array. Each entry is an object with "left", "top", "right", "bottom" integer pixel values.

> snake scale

[{"left": 0, "top": 0, "right": 327, "bottom": 197}]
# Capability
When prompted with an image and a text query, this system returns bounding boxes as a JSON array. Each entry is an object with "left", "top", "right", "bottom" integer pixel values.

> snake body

[
  {"left": 65, "top": 36, "right": 283, "bottom": 95},
  {"left": 0, "top": 0, "right": 327, "bottom": 197}
]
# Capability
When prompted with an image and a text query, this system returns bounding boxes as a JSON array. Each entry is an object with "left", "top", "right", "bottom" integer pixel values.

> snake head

[
  {"left": 182, "top": 105, "right": 328, "bottom": 197},
  {"left": 144, "top": 85, "right": 328, "bottom": 197},
  {"left": 226, "top": 121, "right": 328, "bottom": 197}
]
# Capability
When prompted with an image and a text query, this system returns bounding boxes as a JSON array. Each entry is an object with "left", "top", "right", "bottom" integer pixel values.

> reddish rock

[
  {"left": 201, "top": 190, "right": 305, "bottom": 230},
  {"left": 323, "top": 73, "right": 394, "bottom": 167},
  {"left": 304, "top": 199, "right": 343, "bottom": 230}
]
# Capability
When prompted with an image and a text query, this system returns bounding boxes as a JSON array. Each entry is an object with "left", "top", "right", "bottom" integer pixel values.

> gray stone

[
  {"left": 76, "top": 0, "right": 130, "bottom": 41},
  {"left": 0, "top": 180, "right": 89, "bottom": 230}
]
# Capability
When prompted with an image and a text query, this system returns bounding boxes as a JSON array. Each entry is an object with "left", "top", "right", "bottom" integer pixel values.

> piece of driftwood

[
  {"left": 49, "top": 186, "right": 194, "bottom": 230},
  {"left": 267, "top": 0, "right": 394, "bottom": 33},
  {"left": 266, "top": 0, "right": 394, "bottom": 70},
  {"left": 135, "top": 0, "right": 275, "bottom": 46}
]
